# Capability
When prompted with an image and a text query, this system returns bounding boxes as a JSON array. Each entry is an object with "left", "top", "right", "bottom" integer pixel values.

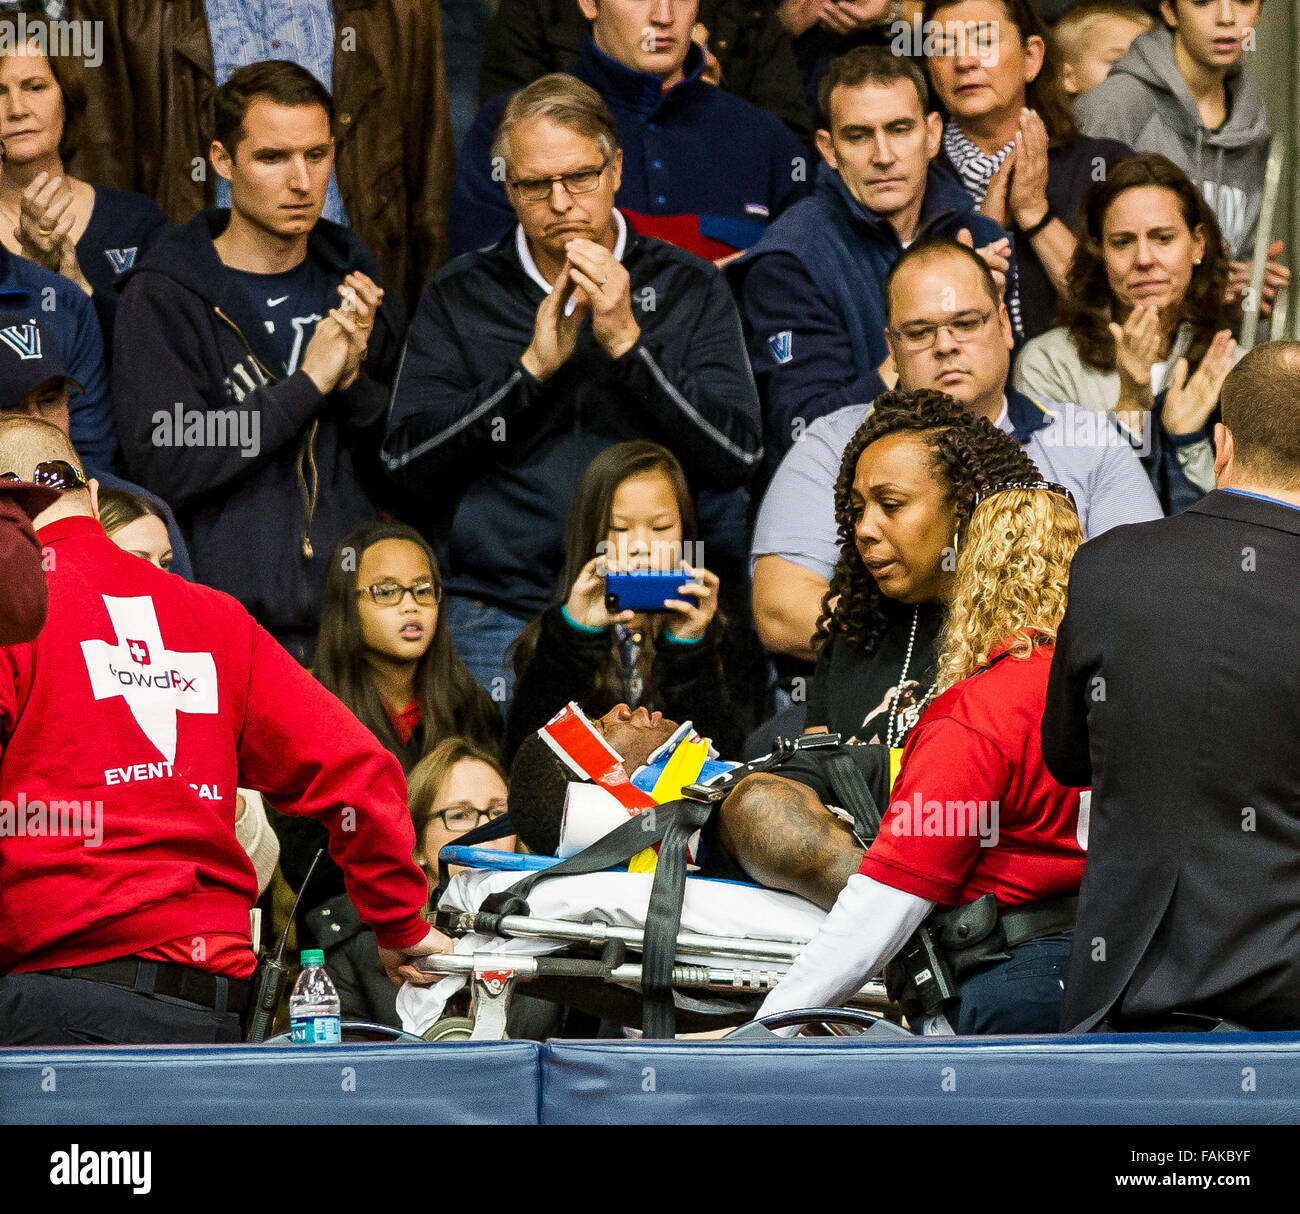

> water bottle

[{"left": 289, "top": 949, "right": 341, "bottom": 1044}]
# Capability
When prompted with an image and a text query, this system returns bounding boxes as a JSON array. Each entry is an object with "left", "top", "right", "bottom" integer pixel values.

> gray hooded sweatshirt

[{"left": 1074, "top": 26, "right": 1270, "bottom": 259}]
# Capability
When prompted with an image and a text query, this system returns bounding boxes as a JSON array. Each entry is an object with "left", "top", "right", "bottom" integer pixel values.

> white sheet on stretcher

[{"left": 396, "top": 868, "right": 827, "bottom": 1035}]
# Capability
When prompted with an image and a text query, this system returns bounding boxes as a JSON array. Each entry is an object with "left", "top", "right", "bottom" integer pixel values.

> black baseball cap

[{"left": 0, "top": 316, "right": 82, "bottom": 412}]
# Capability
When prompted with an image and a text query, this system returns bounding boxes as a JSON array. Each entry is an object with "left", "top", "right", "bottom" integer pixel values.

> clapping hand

[
  {"left": 1162, "top": 329, "right": 1235, "bottom": 436},
  {"left": 300, "top": 272, "right": 383, "bottom": 393},
  {"left": 692, "top": 23, "right": 723, "bottom": 85},
  {"left": 1007, "top": 109, "right": 1050, "bottom": 231},
  {"left": 1226, "top": 242, "right": 1291, "bottom": 318},
  {"left": 521, "top": 265, "right": 590, "bottom": 381},
  {"left": 332, "top": 272, "right": 383, "bottom": 390},
  {"left": 978, "top": 110, "right": 1051, "bottom": 234},
  {"left": 1108, "top": 303, "right": 1162, "bottom": 393},
  {"left": 819, "top": 0, "right": 892, "bottom": 34},
  {"left": 563, "top": 237, "right": 641, "bottom": 359},
  {"left": 16, "top": 172, "right": 90, "bottom": 292}
]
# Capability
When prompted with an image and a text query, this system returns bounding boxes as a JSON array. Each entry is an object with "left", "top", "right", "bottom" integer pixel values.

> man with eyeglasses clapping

[{"left": 384, "top": 76, "right": 762, "bottom": 706}]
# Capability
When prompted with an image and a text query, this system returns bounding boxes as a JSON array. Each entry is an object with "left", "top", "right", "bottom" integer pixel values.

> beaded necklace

[{"left": 885, "top": 606, "right": 939, "bottom": 749}]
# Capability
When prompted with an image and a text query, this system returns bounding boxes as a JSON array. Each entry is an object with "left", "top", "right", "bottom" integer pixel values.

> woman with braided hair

[
  {"left": 804, "top": 387, "right": 1041, "bottom": 751},
  {"left": 758, "top": 475, "right": 1089, "bottom": 1035}
]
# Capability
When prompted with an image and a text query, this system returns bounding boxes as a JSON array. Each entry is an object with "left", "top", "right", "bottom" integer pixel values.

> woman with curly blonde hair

[
  {"left": 932, "top": 485, "right": 1085, "bottom": 693},
  {"left": 759, "top": 482, "right": 1090, "bottom": 1036}
]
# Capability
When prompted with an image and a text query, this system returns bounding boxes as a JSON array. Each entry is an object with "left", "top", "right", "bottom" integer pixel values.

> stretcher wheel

[{"left": 423, "top": 1016, "right": 476, "bottom": 1042}]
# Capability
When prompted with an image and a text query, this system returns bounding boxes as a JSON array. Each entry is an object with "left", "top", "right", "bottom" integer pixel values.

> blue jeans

[
  {"left": 952, "top": 931, "right": 1073, "bottom": 1034},
  {"left": 445, "top": 594, "right": 528, "bottom": 710}
]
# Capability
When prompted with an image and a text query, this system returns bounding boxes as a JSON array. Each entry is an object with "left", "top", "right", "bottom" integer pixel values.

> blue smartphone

[{"left": 604, "top": 569, "right": 687, "bottom": 613}]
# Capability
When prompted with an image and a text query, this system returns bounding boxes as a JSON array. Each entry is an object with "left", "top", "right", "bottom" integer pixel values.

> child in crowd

[
  {"left": 278, "top": 522, "right": 502, "bottom": 942},
  {"left": 506, "top": 441, "right": 748, "bottom": 761},
  {"left": 97, "top": 487, "right": 173, "bottom": 572},
  {"left": 315, "top": 521, "right": 502, "bottom": 774},
  {"left": 1051, "top": 1, "right": 1152, "bottom": 97}
]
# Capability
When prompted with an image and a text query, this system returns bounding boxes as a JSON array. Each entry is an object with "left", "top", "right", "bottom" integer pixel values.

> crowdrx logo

[
  {"left": 50, "top": 1145, "right": 151, "bottom": 1194},
  {"left": 81, "top": 596, "right": 218, "bottom": 764}
]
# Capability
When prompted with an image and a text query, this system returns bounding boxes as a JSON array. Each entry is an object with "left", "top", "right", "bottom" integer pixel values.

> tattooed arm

[{"left": 716, "top": 773, "right": 865, "bottom": 909}]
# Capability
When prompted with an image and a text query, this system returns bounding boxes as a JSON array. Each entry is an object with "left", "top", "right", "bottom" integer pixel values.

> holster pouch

[
  {"left": 885, "top": 893, "right": 1077, "bottom": 1022},
  {"left": 884, "top": 925, "right": 961, "bottom": 1020}
]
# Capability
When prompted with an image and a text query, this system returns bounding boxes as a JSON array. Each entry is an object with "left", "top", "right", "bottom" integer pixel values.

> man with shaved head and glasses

[
  {"left": 384, "top": 74, "right": 762, "bottom": 703},
  {"left": 0, "top": 415, "right": 452, "bottom": 1045},
  {"left": 751, "top": 235, "right": 1162, "bottom": 673}
]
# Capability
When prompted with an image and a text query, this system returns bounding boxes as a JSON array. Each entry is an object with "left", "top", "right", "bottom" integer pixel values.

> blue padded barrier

[
  {"left": 0, "top": 1042, "right": 541, "bottom": 1125},
  {"left": 540, "top": 1034, "right": 1300, "bottom": 1125},
  {"left": 8, "top": 1034, "right": 1300, "bottom": 1124}
]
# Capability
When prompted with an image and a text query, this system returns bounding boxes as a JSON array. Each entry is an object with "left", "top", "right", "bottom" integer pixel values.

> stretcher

[{"left": 396, "top": 846, "right": 895, "bottom": 1041}]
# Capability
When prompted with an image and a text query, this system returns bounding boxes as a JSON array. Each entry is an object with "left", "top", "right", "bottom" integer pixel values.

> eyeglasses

[
  {"left": 887, "top": 308, "right": 994, "bottom": 352},
  {"left": 1, "top": 460, "right": 88, "bottom": 491},
  {"left": 971, "top": 480, "right": 1078, "bottom": 513},
  {"left": 432, "top": 802, "right": 509, "bottom": 832},
  {"left": 508, "top": 157, "right": 609, "bottom": 203},
  {"left": 356, "top": 579, "right": 442, "bottom": 607}
]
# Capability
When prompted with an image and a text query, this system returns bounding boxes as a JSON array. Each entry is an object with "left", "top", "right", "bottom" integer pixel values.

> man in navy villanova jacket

[{"left": 728, "top": 47, "right": 1013, "bottom": 468}]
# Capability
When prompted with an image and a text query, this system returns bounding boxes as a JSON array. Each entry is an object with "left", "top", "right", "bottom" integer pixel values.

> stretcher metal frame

[{"left": 420, "top": 901, "right": 894, "bottom": 1040}]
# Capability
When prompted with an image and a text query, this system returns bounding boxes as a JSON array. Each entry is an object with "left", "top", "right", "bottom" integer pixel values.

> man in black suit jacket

[{"left": 1043, "top": 340, "right": 1300, "bottom": 1032}]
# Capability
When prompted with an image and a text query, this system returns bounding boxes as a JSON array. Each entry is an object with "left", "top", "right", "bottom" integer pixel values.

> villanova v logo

[
  {"left": 104, "top": 247, "right": 139, "bottom": 274},
  {"left": 767, "top": 330, "right": 793, "bottom": 365},
  {"left": 0, "top": 323, "right": 42, "bottom": 360}
]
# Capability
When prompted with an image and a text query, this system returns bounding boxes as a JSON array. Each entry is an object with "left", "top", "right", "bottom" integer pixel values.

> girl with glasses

[
  {"left": 278, "top": 523, "right": 504, "bottom": 956},
  {"left": 314, "top": 521, "right": 502, "bottom": 774}
]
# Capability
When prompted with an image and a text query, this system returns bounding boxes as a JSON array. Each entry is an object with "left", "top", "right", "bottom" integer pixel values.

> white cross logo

[{"left": 80, "top": 596, "right": 218, "bottom": 764}]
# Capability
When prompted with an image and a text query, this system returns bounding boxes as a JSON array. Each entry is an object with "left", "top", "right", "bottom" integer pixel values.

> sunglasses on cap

[
  {"left": 971, "top": 480, "right": 1078, "bottom": 513},
  {"left": 0, "top": 460, "right": 89, "bottom": 491}
]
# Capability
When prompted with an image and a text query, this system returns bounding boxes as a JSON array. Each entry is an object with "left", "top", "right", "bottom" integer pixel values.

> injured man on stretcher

[{"left": 405, "top": 480, "right": 1092, "bottom": 1037}]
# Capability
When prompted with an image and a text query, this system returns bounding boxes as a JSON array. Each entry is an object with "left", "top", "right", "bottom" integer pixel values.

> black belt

[{"left": 41, "top": 958, "right": 250, "bottom": 1014}]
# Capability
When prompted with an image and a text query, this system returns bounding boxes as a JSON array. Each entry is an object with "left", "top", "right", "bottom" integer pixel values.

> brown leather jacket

[{"left": 67, "top": 0, "right": 453, "bottom": 307}]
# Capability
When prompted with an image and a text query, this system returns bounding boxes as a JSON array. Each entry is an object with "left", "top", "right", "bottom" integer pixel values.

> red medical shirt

[{"left": 860, "top": 637, "right": 1086, "bottom": 908}]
